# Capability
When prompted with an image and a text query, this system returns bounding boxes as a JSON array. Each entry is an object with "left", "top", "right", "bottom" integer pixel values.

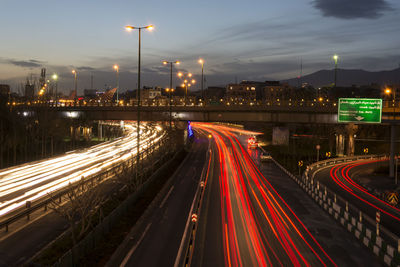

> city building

[
  {"left": 225, "top": 81, "right": 258, "bottom": 104},
  {"left": 0, "top": 84, "right": 10, "bottom": 96},
  {"left": 24, "top": 79, "right": 35, "bottom": 100},
  {"left": 141, "top": 86, "right": 162, "bottom": 100},
  {"left": 263, "top": 81, "right": 293, "bottom": 103}
]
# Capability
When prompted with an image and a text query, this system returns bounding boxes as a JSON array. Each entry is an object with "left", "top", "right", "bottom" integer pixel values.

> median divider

[{"left": 266, "top": 152, "right": 400, "bottom": 267}]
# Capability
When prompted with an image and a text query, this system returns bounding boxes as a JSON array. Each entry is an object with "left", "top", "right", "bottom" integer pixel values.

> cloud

[
  {"left": 7, "top": 59, "right": 45, "bottom": 68},
  {"left": 312, "top": 0, "right": 391, "bottom": 19},
  {"left": 77, "top": 66, "right": 96, "bottom": 71}
]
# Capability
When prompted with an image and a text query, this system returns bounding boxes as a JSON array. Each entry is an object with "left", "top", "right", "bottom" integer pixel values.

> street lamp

[
  {"left": 163, "top": 60, "right": 180, "bottom": 128},
  {"left": 72, "top": 70, "right": 77, "bottom": 105},
  {"left": 177, "top": 72, "right": 195, "bottom": 105},
  {"left": 198, "top": 58, "right": 204, "bottom": 103},
  {"left": 125, "top": 24, "right": 154, "bottom": 180},
  {"left": 385, "top": 87, "right": 395, "bottom": 120},
  {"left": 113, "top": 64, "right": 119, "bottom": 103},
  {"left": 333, "top": 54, "right": 339, "bottom": 87},
  {"left": 52, "top": 74, "right": 58, "bottom": 106}
]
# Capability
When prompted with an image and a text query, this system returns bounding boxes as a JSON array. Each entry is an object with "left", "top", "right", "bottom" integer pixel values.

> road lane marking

[
  {"left": 160, "top": 186, "right": 174, "bottom": 208},
  {"left": 120, "top": 222, "right": 152, "bottom": 267}
]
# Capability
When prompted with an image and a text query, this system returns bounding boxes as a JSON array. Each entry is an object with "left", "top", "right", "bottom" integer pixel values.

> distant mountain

[{"left": 282, "top": 68, "right": 400, "bottom": 87}]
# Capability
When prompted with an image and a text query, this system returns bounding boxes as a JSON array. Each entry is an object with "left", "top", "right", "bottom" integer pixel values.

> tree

[{"left": 48, "top": 178, "right": 105, "bottom": 246}]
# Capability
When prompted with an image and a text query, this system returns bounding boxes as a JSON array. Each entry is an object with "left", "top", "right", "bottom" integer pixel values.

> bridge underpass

[{"left": 18, "top": 105, "right": 400, "bottom": 172}]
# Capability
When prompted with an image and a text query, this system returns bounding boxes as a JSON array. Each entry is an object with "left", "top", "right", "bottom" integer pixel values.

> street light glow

[
  {"left": 125, "top": 25, "right": 135, "bottom": 31},
  {"left": 113, "top": 64, "right": 119, "bottom": 71},
  {"left": 333, "top": 54, "right": 339, "bottom": 62},
  {"left": 198, "top": 58, "right": 204, "bottom": 65},
  {"left": 52, "top": 74, "right": 58, "bottom": 80},
  {"left": 72, "top": 69, "right": 76, "bottom": 74},
  {"left": 385, "top": 88, "right": 392, "bottom": 94}
]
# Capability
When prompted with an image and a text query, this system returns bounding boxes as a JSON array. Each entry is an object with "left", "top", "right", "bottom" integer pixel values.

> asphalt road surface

[
  {"left": 312, "top": 159, "right": 400, "bottom": 242},
  {"left": 0, "top": 123, "right": 164, "bottom": 219},
  {"left": 112, "top": 133, "right": 208, "bottom": 267},
  {"left": 191, "top": 123, "right": 381, "bottom": 267}
]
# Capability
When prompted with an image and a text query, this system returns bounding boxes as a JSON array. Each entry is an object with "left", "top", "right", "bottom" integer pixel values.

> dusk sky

[{"left": 0, "top": 0, "right": 399, "bottom": 94}]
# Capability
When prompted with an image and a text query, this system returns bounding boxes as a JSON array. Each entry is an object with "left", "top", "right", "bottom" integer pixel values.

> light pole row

[
  {"left": 125, "top": 24, "right": 154, "bottom": 181},
  {"left": 163, "top": 60, "right": 180, "bottom": 128}
]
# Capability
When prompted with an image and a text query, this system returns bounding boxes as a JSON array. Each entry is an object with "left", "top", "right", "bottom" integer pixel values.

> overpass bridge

[
  {"left": 14, "top": 103, "right": 400, "bottom": 124},
  {"left": 13, "top": 101, "right": 400, "bottom": 172}
]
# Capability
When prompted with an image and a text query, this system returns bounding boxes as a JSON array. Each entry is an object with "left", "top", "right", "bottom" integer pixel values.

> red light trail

[{"left": 193, "top": 123, "right": 336, "bottom": 267}]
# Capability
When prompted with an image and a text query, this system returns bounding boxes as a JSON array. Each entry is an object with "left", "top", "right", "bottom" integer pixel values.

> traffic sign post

[
  {"left": 376, "top": 211, "right": 381, "bottom": 236},
  {"left": 394, "top": 157, "right": 399, "bottom": 185},
  {"left": 338, "top": 98, "right": 382, "bottom": 123},
  {"left": 298, "top": 160, "right": 303, "bottom": 176}
]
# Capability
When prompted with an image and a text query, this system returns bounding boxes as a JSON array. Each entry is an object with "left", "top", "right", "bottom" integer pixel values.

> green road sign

[{"left": 338, "top": 98, "right": 382, "bottom": 123}]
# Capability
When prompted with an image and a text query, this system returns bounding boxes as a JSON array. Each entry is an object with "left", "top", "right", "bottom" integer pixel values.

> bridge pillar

[
  {"left": 336, "top": 134, "right": 345, "bottom": 157},
  {"left": 390, "top": 124, "right": 396, "bottom": 177},
  {"left": 98, "top": 121, "right": 103, "bottom": 140},
  {"left": 346, "top": 123, "right": 358, "bottom": 157}
]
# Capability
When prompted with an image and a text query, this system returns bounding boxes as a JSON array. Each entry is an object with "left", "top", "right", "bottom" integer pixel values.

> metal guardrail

[
  {"left": 0, "top": 134, "right": 169, "bottom": 233},
  {"left": 175, "top": 135, "right": 211, "bottom": 267}
]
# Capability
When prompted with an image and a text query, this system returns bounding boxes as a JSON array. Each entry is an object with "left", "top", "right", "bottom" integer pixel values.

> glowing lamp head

[
  {"left": 191, "top": 79, "right": 196, "bottom": 84},
  {"left": 175, "top": 61, "right": 180, "bottom": 65},
  {"left": 333, "top": 54, "right": 339, "bottom": 62},
  {"left": 113, "top": 64, "right": 119, "bottom": 71},
  {"left": 163, "top": 61, "right": 168, "bottom": 65},
  {"left": 72, "top": 70, "right": 76, "bottom": 74},
  {"left": 188, "top": 73, "right": 192, "bottom": 77},
  {"left": 178, "top": 72, "right": 183, "bottom": 77},
  {"left": 146, "top": 25, "right": 154, "bottom": 31},
  {"left": 198, "top": 58, "right": 204, "bottom": 64},
  {"left": 125, "top": 25, "right": 135, "bottom": 31},
  {"left": 385, "top": 88, "right": 392, "bottom": 95},
  {"left": 52, "top": 74, "right": 58, "bottom": 81}
]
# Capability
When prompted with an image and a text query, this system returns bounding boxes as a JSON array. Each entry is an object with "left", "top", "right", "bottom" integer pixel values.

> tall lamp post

[
  {"left": 177, "top": 72, "right": 195, "bottom": 105},
  {"left": 72, "top": 70, "right": 77, "bottom": 105},
  {"left": 163, "top": 60, "right": 180, "bottom": 128},
  {"left": 333, "top": 54, "right": 339, "bottom": 87},
  {"left": 198, "top": 58, "right": 204, "bottom": 104},
  {"left": 113, "top": 64, "right": 119, "bottom": 104},
  {"left": 385, "top": 87, "right": 397, "bottom": 178},
  {"left": 165, "top": 88, "right": 175, "bottom": 127},
  {"left": 52, "top": 74, "right": 58, "bottom": 106},
  {"left": 125, "top": 24, "right": 154, "bottom": 180},
  {"left": 385, "top": 87, "right": 396, "bottom": 120}
]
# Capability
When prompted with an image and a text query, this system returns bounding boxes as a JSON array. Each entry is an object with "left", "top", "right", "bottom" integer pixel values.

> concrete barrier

[{"left": 270, "top": 156, "right": 399, "bottom": 266}]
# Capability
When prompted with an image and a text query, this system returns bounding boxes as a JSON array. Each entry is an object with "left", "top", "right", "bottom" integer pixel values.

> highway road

[
  {"left": 0, "top": 122, "right": 165, "bottom": 220},
  {"left": 311, "top": 159, "right": 400, "bottom": 240},
  {"left": 109, "top": 130, "right": 208, "bottom": 267},
  {"left": 192, "top": 123, "right": 339, "bottom": 267}
]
